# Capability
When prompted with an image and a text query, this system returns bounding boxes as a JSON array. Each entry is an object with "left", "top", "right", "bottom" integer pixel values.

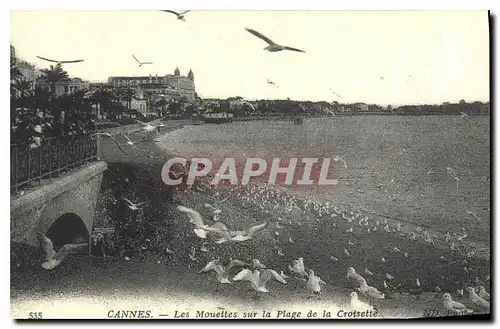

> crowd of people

[{"left": 11, "top": 107, "right": 97, "bottom": 149}]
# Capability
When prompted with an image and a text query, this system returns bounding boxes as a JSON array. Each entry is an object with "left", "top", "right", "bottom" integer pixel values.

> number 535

[{"left": 29, "top": 312, "right": 42, "bottom": 319}]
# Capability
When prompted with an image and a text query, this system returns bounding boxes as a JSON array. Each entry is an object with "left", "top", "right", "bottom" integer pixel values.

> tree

[
  {"left": 116, "top": 86, "right": 137, "bottom": 110},
  {"left": 10, "top": 56, "right": 21, "bottom": 82},
  {"left": 39, "top": 63, "right": 69, "bottom": 97},
  {"left": 90, "top": 88, "right": 121, "bottom": 119},
  {"left": 11, "top": 77, "right": 34, "bottom": 99}
]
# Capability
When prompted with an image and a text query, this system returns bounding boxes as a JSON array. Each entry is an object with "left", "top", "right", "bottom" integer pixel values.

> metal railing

[{"left": 11, "top": 134, "right": 98, "bottom": 194}]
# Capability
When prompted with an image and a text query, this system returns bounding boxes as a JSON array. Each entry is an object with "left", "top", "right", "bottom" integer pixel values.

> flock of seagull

[
  {"left": 168, "top": 174, "right": 491, "bottom": 316},
  {"left": 33, "top": 126, "right": 491, "bottom": 317},
  {"left": 28, "top": 10, "right": 488, "bottom": 316},
  {"left": 32, "top": 9, "right": 314, "bottom": 96}
]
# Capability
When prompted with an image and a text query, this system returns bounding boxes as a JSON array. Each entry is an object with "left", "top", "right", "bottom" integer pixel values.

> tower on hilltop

[
  {"left": 174, "top": 67, "right": 180, "bottom": 76},
  {"left": 188, "top": 68, "right": 194, "bottom": 81}
]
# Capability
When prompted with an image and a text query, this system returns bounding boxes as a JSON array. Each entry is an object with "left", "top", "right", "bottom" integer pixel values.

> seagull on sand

[
  {"left": 288, "top": 257, "right": 308, "bottom": 278},
  {"left": 333, "top": 156, "right": 348, "bottom": 169},
  {"left": 161, "top": 10, "right": 191, "bottom": 21},
  {"left": 349, "top": 292, "right": 374, "bottom": 312},
  {"left": 306, "top": 269, "right": 322, "bottom": 296},
  {"left": 475, "top": 286, "right": 490, "bottom": 301},
  {"left": 204, "top": 203, "right": 222, "bottom": 214},
  {"left": 36, "top": 232, "right": 88, "bottom": 270},
  {"left": 121, "top": 197, "right": 150, "bottom": 211},
  {"left": 465, "top": 287, "right": 490, "bottom": 312},
  {"left": 357, "top": 278, "right": 385, "bottom": 299},
  {"left": 90, "top": 132, "right": 127, "bottom": 154},
  {"left": 132, "top": 55, "right": 153, "bottom": 67},
  {"left": 36, "top": 56, "right": 84, "bottom": 64},
  {"left": 442, "top": 293, "right": 474, "bottom": 314},
  {"left": 347, "top": 267, "right": 365, "bottom": 288},
  {"left": 233, "top": 268, "right": 287, "bottom": 297},
  {"left": 199, "top": 258, "right": 251, "bottom": 291},
  {"left": 409, "top": 278, "right": 423, "bottom": 299},
  {"left": 245, "top": 28, "right": 305, "bottom": 53},
  {"left": 467, "top": 211, "right": 481, "bottom": 221}
]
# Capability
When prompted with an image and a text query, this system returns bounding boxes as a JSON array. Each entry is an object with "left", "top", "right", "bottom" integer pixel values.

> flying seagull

[
  {"left": 36, "top": 56, "right": 84, "bottom": 64},
  {"left": 267, "top": 79, "right": 279, "bottom": 87},
  {"left": 245, "top": 28, "right": 305, "bottom": 53},
  {"left": 177, "top": 205, "right": 268, "bottom": 243},
  {"left": 329, "top": 88, "right": 341, "bottom": 98},
  {"left": 37, "top": 232, "right": 88, "bottom": 270},
  {"left": 121, "top": 197, "right": 150, "bottom": 211},
  {"left": 132, "top": 55, "right": 153, "bottom": 67},
  {"left": 123, "top": 134, "right": 142, "bottom": 146},
  {"left": 90, "top": 132, "right": 128, "bottom": 154},
  {"left": 134, "top": 119, "right": 157, "bottom": 132},
  {"left": 161, "top": 10, "right": 190, "bottom": 21}
]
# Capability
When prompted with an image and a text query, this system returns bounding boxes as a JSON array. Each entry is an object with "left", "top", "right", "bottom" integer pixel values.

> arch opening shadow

[{"left": 45, "top": 213, "right": 90, "bottom": 248}]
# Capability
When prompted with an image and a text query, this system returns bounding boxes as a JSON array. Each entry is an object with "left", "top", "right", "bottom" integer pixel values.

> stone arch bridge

[{"left": 10, "top": 162, "right": 107, "bottom": 247}]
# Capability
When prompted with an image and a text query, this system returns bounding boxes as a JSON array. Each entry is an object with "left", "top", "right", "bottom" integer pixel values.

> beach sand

[{"left": 10, "top": 126, "right": 491, "bottom": 319}]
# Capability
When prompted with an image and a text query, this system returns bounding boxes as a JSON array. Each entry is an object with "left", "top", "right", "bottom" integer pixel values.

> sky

[{"left": 10, "top": 10, "right": 490, "bottom": 105}]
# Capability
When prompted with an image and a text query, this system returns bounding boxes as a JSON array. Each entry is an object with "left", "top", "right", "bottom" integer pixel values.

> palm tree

[
  {"left": 116, "top": 86, "right": 137, "bottom": 110},
  {"left": 39, "top": 63, "right": 69, "bottom": 98},
  {"left": 91, "top": 88, "right": 123, "bottom": 119},
  {"left": 11, "top": 77, "right": 34, "bottom": 99}
]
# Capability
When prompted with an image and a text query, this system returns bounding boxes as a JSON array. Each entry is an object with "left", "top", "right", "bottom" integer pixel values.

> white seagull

[
  {"left": 442, "top": 293, "right": 474, "bottom": 314},
  {"left": 37, "top": 232, "right": 88, "bottom": 270},
  {"left": 288, "top": 257, "right": 308, "bottom": 278},
  {"left": 357, "top": 278, "right": 385, "bottom": 299},
  {"left": 475, "top": 286, "right": 490, "bottom": 301},
  {"left": 177, "top": 205, "right": 225, "bottom": 239},
  {"left": 306, "top": 269, "right": 322, "bottom": 296},
  {"left": 347, "top": 267, "right": 365, "bottom": 288},
  {"left": 36, "top": 56, "right": 84, "bottom": 64},
  {"left": 90, "top": 132, "right": 127, "bottom": 154},
  {"left": 266, "top": 79, "right": 279, "bottom": 87},
  {"left": 349, "top": 292, "right": 374, "bottom": 312},
  {"left": 161, "top": 10, "right": 191, "bottom": 21},
  {"left": 465, "top": 287, "right": 490, "bottom": 312},
  {"left": 134, "top": 119, "right": 157, "bottom": 132},
  {"left": 329, "top": 88, "right": 341, "bottom": 98},
  {"left": 214, "top": 221, "right": 269, "bottom": 244},
  {"left": 132, "top": 54, "right": 153, "bottom": 67},
  {"left": 199, "top": 258, "right": 251, "bottom": 291},
  {"left": 233, "top": 268, "right": 287, "bottom": 296},
  {"left": 245, "top": 28, "right": 305, "bottom": 53},
  {"left": 333, "top": 156, "right": 348, "bottom": 169},
  {"left": 123, "top": 134, "right": 142, "bottom": 146},
  {"left": 177, "top": 205, "right": 268, "bottom": 242},
  {"left": 121, "top": 197, "right": 150, "bottom": 211},
  {"left": 204, "top": 203, "right": 222, "bottom": 214}
]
